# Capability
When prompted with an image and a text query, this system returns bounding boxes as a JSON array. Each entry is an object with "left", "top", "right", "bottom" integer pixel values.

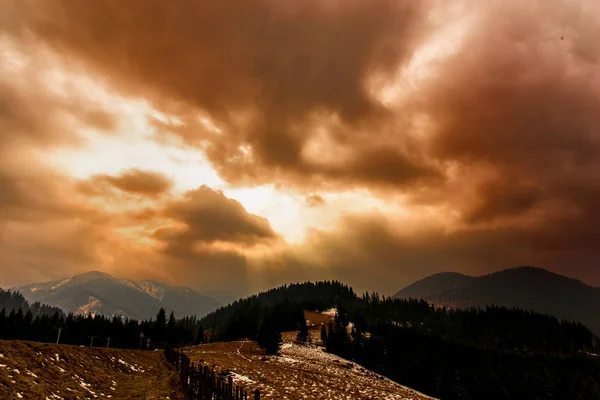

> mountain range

[
  {"left": 394, "top": 266, "right": 600, "bottom": 335},
  {"left": 12, "top": 271, "right": 220, "bottom": 320}
]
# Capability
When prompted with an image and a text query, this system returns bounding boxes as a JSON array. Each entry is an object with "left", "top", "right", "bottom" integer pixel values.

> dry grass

[
  {"left": 304, "top": 311, "right": 335, "bottom": 330},
  {"left": 184, "top": 340, "right": 436, "bottom": 400},
  {"left": 184, "top": 310, "right": 436, "bottom": 399},
  {"left": 0, "top": 340, "right": 184, "bottom": 400}
]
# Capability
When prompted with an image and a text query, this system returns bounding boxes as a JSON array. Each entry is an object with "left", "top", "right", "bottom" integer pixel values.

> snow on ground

[
  {"left": 75, "top": 296, "right": 101, "bottom": 317},
  {"left": 322, "top": 307, "right": 338, "bottom": 317},
  {"left": 185, "top": 340, "right": 437, "bottom": 400},
  {"left": 226, "top": 371, "right": 256, "bottom": 384},
  {"left": 0, "top": 340, "right": 183, "bottom": 399}
]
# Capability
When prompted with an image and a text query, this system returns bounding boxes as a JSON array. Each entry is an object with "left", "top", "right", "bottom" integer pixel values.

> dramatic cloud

[
  {"left": 2, "top": 0, "right": 600, "bottom": 299},
  {"left": 2, "top": 0, "right": 440, "bottom": 190},
  {"left": 157, "top": 185, "right": 280, "bottom": 248},
  {"left": 93, "top": 169, "right": 173, "bottom": 197}
]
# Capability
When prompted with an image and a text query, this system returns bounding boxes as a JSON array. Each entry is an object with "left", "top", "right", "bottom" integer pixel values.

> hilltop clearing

[
  {"left": 184, "top": 340, "right": 436, "bottom": 400},
  {"left": 0, "top": 340, "right": 183, "bottom": 400}
]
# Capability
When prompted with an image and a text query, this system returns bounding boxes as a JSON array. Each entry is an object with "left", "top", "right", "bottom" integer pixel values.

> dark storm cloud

[
  {"left": 150, "top": 186, "right": 284, "bottom": 300},
  {"left": 0, "top": 81, "right": 117, "bottom": 149},
  {"left": 2, "top": 0, "right": 437, "bottom": 190},
  {"left": 2, "top": 0, "right": 600, "bottom": 295},
  {"left": 94, "top": 169, "right": 173, "bottom": 197},
  {"left": 157, "top": 185, "right": 280, "bottom": 247}
]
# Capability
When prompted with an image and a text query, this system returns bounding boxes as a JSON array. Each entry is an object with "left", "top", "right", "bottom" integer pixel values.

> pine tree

[
  {"left": 154, "top": 308, "right": 167, "bottom": 342},
  {"left": 296, "top": 318, "right": 310, "bottom": 343},
  {"left": 320, "top": 324, "right": 328, "bottom": 346},
  {"left": 167, "top": 311, "right": 177, "bottom": 343},
  {"left": 195, "top": 324, "right": 205, "bottom": 345},
  {"left": 257, "top": 311, "right": 282, "bottom": 355}
]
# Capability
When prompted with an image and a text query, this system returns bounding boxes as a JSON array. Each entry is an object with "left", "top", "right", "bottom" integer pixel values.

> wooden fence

[{"left": 164, "top": 345, "right": 260, "bottom": 400}]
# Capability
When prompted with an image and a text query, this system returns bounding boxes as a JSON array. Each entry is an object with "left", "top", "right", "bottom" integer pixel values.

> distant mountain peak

[
  {"left": 13, "top": 271, "right": 220, "bottom": 320},
  {"left": 393, "top": 271, "right": 475, "bottom": 300},
  {"left": 393, "top": 266, "right": 600, "bottom": 335}
]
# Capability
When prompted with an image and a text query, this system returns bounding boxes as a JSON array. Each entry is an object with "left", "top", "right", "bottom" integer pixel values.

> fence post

[{"left": 254, "top": 389, "right": 260, "bottom": 400}]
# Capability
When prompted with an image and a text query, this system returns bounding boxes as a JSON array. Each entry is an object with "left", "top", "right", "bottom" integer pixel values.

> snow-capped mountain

[{"left": 12, "top": 271, "right": 220, "bottom": 320}]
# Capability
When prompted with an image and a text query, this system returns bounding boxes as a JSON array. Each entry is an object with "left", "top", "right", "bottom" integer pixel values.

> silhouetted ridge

[
  {"left": 394, "top": 272, "right": 475, "bottom": 299},
  {"left": 199, "top": 279, "right": 600, "bottom": 400},
  {"left": 394, "top": 266, "right": 600, "bottom": 336}
]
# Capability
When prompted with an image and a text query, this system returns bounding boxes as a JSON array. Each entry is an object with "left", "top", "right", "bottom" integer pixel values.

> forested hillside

[
  {"left": 394, "top": 267, "right": 600, "bottom": 336},
  {"left": 2, "top": 281, "right": 600, "bottom": 399},
  {"left": 0, "top": 289, "right": 64, "bottom": 319},
  {"left": 200, "top": 281, "right": 600, "bottom": 400}
]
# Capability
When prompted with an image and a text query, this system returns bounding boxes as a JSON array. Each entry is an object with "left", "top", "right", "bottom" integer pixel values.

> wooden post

[{"left": 254, "top": 389, "right": 260, "bottom": 400}]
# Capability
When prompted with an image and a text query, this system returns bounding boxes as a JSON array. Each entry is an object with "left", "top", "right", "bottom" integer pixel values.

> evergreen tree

[
  {"left": 296, "top": 318, "right": 310, "bottom": 343},
  {"left": 195, "top": 324, "right": 205, "bottom": 345},
  {"left": 154, "top": 308, "right": 167, "bottom": 342},
  {"left": 320, "top": 324, "right": 328, "bottom": 345},
  {"left": 167, "top": 311, "right": 177, "bottom": 343},
  {"left": 257, "top": 311, "right": 282, "bottom": 355}
]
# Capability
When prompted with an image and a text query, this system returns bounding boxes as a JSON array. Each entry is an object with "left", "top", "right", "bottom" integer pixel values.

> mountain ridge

[
  {"left": 12, "top": 271, "right": 220, "bottom": 320},
  {"left": 394, "top": 266, "right": 600, "bottom": 335}
]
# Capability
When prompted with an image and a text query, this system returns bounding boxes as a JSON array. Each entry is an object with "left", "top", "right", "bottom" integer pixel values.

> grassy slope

[
  {"left": 185, "top": 311, "right": 436, "bottom": 400},
  {"left": 185, "top": 341, "right": 436, "bottom": 400},
  {"left": 0, "top": 340, "right": 184, "bottom": 400}
]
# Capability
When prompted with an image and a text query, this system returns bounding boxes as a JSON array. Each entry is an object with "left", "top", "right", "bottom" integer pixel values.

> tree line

[
  {"left": 3, "top": 282, "right": 600, "bottom": 399},
  {"left": 0, "top": 289, "right": 205, "bottom": 348},
  {"left": 198, "top": 281, "right": 600, "bottom": 399}
]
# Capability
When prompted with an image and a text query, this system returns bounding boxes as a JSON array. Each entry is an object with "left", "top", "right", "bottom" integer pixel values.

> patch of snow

[
  {"left": 124, "top": 280, "right": 167, "bottom": 301},
  {"left": 118, "top": 359, "right": 143, "bottom": 372},
  {"left": 276, "top": 356, "right": 298, "bottom": 364},
  {"left": 75, "top": 296, "right": 101, "bottom": 317},
  {"left": 322, "top": 307, "right": 337, "bottom": 317},
  {"left": 51, "top": 277, "right": 72, "bottom": 290},
  {"left": 26, "top": 370, "right": 38, "bottom": 377},
  {"left": 56, "top": 366, "right": 66, "bottom": 373},
  {"left": 13, "top": 368, "right": 20, "bottom": 374},
  {"left": 227, "top": 371, "right": 256, "bottom": 384},
  {"left": 16, "top": 393, "right": 23, "bottom": 399},
  {"left": 0, "top": 364, "right": 5, "bottom": 368},
  {"left": 78, "top": 378, "right": 97, "bottom": 397},
  {"left": 0, "top": 353, "right": 4, "bottom": 357}
]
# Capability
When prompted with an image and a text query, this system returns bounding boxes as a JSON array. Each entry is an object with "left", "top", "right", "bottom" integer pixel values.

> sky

[{"left": 1, "top": 0, "right": 599, "bottom": 301}]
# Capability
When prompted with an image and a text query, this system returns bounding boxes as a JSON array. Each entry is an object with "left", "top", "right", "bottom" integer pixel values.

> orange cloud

[
  {"left": 2, "top": 0, "right": 600, "bottom": 300},
  {"left": 95, "top": 169, "right": 173, "bottom": 197}
]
